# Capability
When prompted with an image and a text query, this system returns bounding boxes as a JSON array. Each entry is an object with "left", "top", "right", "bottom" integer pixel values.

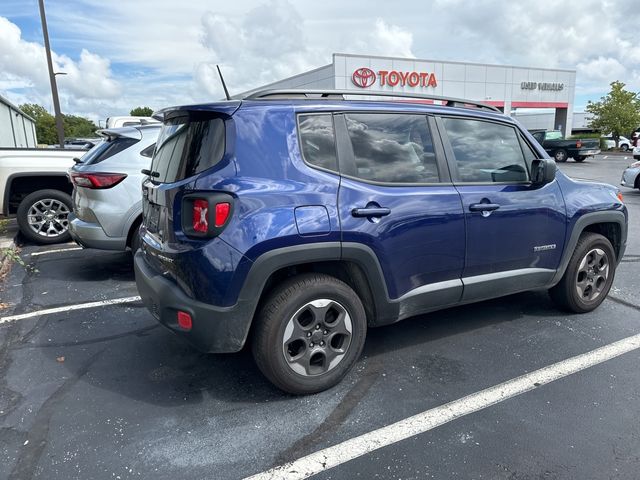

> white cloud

[
  {"left": 350, "top": 19, "right": 415, "bottom": 58},
  {"left": 3, "top": 0, "right": 640, "bottom": 120},
  {"left": 196, "top": 0, "right": 322, "bottom": 96},
  {"left": 57, "top": 49, "right": 121, "bottom": 99},
  {"left": 0, "top": 16, "right": 121, "bottom": 114},
  {"left": 196, "top": 1, "right": 416, "bottom": 96}
]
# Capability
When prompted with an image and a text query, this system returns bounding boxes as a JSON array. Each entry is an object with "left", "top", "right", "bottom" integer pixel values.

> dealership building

[{"left": 244, "top": 53, "right": 577, "bottom": 135}]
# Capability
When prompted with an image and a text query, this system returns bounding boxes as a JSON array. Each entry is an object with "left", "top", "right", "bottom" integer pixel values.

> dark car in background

[{"left": 531, "top": 129, "right": 600, "bottom": 162}]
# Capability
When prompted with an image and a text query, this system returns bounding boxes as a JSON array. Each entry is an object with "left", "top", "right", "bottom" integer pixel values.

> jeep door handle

[
  {"left": 469, "top": 203, "right": 500, "bottom": 212},
  {"left": 352, "top": 207, "right": 391, "bottom": 218}
]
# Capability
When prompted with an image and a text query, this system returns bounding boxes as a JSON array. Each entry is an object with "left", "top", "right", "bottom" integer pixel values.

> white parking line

[
  {"left": 244, "top": 332, "right": 640, "bottom": 480},
  {"left": 30, "top": 247, "right": 83, "bottom": 257},
  {"left": 0, "top": 296, "right": 142, "bottom": 325}
]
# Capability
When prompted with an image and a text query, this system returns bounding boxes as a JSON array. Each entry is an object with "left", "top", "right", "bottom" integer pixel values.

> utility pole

[{"left": 38, "top": 0, "right": 65, "bottom": 148}]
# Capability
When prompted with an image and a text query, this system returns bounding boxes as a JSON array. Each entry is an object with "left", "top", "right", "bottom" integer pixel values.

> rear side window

[
  {"left": 151, "top": 117, "right": 225, "bottom": 183},
  {"left": 344, "top": 113, "right": 439, "bottom": 184},
  {"left": 442, "top": 118, "right": 529, "bottom": 183},
  {"left": 298, "top": 114, "right": 338, "bottom": 172},
  {"left": 80, "top": 137, "right": 139, "bottom": 165}
]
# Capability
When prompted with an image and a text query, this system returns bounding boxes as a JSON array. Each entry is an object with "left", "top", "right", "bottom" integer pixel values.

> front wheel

[
  {"left": 252, "top": 273, "right": 367, "bottom": 394},
  {"left": 16, "top": 189, "right": 72, "bottom": 244},
  {"left": 554, "top": 149, "right": 568, "bottom": 162},
  {"left": 620, "top": 144, "right": 629, "bottom": 152},
  {"left": 549, "top": 233, "right": 616, "bottom": 313}
]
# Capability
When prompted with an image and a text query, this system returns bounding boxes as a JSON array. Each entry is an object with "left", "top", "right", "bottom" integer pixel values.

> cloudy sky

[{"left": 1, "top": 0, "right": 638, "bottom": 122}]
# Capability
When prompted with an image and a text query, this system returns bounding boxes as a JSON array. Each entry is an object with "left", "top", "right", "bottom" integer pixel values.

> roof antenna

[{"left": 216, "top": 65, "right": 231, "bottom": 101}]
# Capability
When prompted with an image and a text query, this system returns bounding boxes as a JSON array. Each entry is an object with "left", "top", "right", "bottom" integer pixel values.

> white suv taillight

[{"left": 71, "top": 172, "right": 127, "bottom": 189}]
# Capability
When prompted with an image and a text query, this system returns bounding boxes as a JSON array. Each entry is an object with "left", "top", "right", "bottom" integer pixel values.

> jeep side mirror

[{"left": 531, "top": 158, "right": 556, "bottom": 185}]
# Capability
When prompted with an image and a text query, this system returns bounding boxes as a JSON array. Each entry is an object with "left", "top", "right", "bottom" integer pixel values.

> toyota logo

[{"left": 352, "top": 67, "right": 376, "bottom": 88}]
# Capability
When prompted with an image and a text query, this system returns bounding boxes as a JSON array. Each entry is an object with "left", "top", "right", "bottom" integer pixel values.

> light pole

[{"left": 38, "top": 0, "right": 65, "bottom": 148}]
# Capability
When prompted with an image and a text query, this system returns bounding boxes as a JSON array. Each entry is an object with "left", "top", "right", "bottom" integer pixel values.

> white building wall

[
  {"left": 515, "top": 112, "right": 593, "bottom": 133},
  {"left": 0, "top": 102, "right": 14, "bottom": 146},
  {"left": 0, "top": 95, "right": 37, "bottom": 147},
  {"left": 236, "top": 53, "right": 577, "bottom": 134},
  {"left": 333, "top": 53, "right": 575, "bottom": 110}
]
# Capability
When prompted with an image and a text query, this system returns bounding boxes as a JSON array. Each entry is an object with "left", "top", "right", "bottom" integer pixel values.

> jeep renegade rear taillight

[
  {"left": 182, "top": 193, "right": 234, "bottom": 238},
  {"left": 71, "top": 172, "right": 127, "bottom": 189},
  {"left": 214, "top": 202, "right": 230, "bottom": 227},
  {"left": 192, "top": 199, "right": 209, "bottom": 233}
]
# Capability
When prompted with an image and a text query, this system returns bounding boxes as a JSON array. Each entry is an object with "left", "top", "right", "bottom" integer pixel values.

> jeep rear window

[
  {"left": 80, "top": 137, "right": 139, "bottom": 165},
  {"left": 151, "top": 116, "right": 225, "bottom": 183},
  {"left": 298, "top": 114, "right": 338, "bottom": 172}
]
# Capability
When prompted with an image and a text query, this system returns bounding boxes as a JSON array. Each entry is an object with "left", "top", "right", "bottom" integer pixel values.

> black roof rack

[{"left": 243, "top": 89, "right": 501, "bottom": 112}]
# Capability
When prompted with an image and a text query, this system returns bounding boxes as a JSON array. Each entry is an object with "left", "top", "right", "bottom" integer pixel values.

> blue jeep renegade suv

[{"left": 134, "top": 90, "right": 628, "bottom": 394}]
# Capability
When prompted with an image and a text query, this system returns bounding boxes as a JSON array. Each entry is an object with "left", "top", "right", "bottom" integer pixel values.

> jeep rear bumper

[{"left": 133, "top": 250, "right": 253, "bottom": 353}]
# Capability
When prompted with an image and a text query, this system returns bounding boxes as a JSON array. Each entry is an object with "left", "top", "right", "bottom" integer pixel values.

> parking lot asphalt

[{"left": 1, "top": 153, "right": 639, "bottom": 480}]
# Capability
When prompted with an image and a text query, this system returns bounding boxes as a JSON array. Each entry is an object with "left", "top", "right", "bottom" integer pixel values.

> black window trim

[
  {"left": 333, "top": 110, "right": 451, "bottom": 187},
  {"left": 295, "top": 113, "right": 340, "bottom": 176},
  {"left": 436, "top": 115, "right": 534, "bottom": 186},
  {"left": 518, "top": 130, "right": 548, "bottom": 161}
]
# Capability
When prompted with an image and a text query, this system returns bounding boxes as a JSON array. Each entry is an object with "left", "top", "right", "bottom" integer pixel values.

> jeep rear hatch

[
  {"left": 142, "top": 103, "right": 239, "bottom": 251},
  {"left": 147, "top": 102, "right": 240, "bottom": 183}
]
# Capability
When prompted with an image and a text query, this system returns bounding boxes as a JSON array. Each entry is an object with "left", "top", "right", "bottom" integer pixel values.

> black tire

[
  {"left": 549, "top": 232, "right": 616, "bottom": 313},
  {"left": 620, "top": 144, "right": 629, "bottom": 152},
  {"left": 575, "top": 156, "right": 586, "bottom": 163},
  {"left": 16, "top": 189, "right": 72, "bottom": 244},
  {"left": 554, "top": 149, "right": 568, "bottom": 162},
  {"left": 252, "top": 273, "right": 367, "bottom": 395},
  {"left": 129, "top": 221, "right": 142, "bottom": 254}
]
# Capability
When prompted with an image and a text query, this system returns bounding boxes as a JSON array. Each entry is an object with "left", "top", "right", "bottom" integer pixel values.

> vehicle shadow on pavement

[
  {"left": 44, "top": 289, "right": 565, "bottom": 407},
  {"left": 30, "top": 250, "right": 135, "bottom": 283}
]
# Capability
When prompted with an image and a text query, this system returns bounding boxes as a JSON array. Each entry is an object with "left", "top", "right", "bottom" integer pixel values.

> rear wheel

[
  {"left": 252, "top": 273, "right": 367, "bottom": 394},
  {"left": 620, "top": 144, "right": 629, "bottom": 152},
  {"left": 554, "top": 149, "right": 568, "bottom": 162},
  {"left": 575, "top": 156, "right": 586, "bottom": 163},
  {"left": 549, "top": 233, "right": 616, "bottom": 313},
  {"left": 129, "top": 220, "right": 142, "bottom": 254},
  {"left": 16, "top": 189, "right": 72, "bottom": 244}
]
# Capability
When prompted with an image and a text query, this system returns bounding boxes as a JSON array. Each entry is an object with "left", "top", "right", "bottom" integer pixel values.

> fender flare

[
  {"left": 550, "top": 210, "right": 627, "bottom": 285},
  {"left": 234, "top": 241, "right": 397, "bottom": 347},
  {"left": 2, "top": 171, "right": 71, "bottom": 216}
]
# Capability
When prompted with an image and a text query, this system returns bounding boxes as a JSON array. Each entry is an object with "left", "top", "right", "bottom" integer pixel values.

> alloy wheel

[
  {"left": 575, "top": 247, "right": 609, "bottom": 302},
  {"left": 27, "top": 198, "right": 70, "bottom": 239},
  {"left": 281, "top": 299, "right": 352, "bottom": 376}
]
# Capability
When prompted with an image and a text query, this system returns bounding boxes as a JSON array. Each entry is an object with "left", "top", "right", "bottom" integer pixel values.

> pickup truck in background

[
  {"left": 530, "top": 130, "right": 601, "bottom": 162},
  {"left": 0, "top": 147, "right": 89, "bottom": 244}
]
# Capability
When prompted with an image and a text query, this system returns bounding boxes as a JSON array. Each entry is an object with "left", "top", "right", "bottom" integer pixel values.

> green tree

[
  {"left": 19, "top": 103, "right": 98, "bottom": 145},
  {"left": 129, "top": 106, "right": 154, "bottom": 116},
  {"left": 63, "top": 114, "right": 98, "bottom": 138},
  {"left": 586, "top": 81, "right": 640, "bottom": 147},
  {"left": 20, "top": 103, "right": 57, "bottom": 144}
]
